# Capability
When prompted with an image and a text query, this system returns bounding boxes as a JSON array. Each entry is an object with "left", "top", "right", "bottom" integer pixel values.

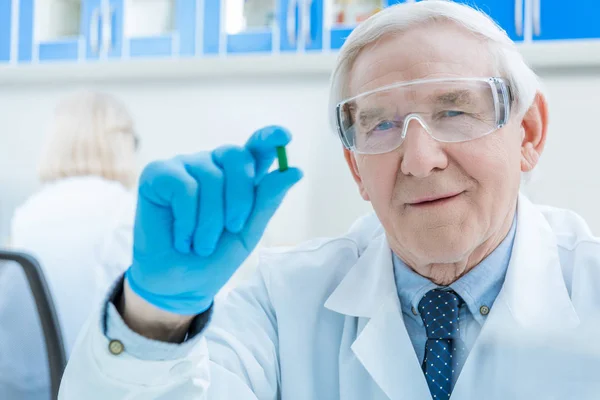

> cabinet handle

[
  {"left": 515, "top": 0, "right": 523, "bottom": 36},
  {"left": 304, "top": 0, "right": 312, "bottom": 46},
  {"left": 533, "top": 0, "right": 541, "bottom": 36},
  {"left": 287, "top": 0, "right": 297, "bottom": 46},
  {"left": 101, "top": 2, "right": 113, "bottom": 56},
  {"left": 90, "top": 7, "right": 100, "bottom": 54}
]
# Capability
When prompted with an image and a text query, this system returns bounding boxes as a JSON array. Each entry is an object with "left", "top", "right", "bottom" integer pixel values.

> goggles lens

[{"left": 336, "top": 78, "right": 511, "bottom": 155}]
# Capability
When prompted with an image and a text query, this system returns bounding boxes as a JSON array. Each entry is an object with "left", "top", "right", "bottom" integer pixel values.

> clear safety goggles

[{"left": 335, "top": 77, "right": 513, "bottom": 155}]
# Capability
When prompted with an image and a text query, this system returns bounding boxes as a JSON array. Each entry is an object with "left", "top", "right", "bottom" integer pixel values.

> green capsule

[{"left": 276, "top": 146, "right": 288, "bottom": 172}]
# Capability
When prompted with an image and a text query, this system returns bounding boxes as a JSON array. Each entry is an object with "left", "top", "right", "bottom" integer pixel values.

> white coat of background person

[
  {"left": 0, "top": 91, "right": 138, "bottom": 400},
  {"left": 60, "top": 2, "right": 600, "bottom": 400}
]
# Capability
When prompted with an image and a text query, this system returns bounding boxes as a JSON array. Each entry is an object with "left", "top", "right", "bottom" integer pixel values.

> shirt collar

[{"left": 394, "top": 214, "right": 517, "bottom": 325}]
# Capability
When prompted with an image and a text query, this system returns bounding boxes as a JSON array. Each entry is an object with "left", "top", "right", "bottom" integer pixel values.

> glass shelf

[
  {"left": 34, "top": 0, "right": 82, "bottom": 42},
  {"left": 124, "top": 0, "right": 175, "bottom": 38},
  {"left": 225, "top": 0, "right": 276, "bottom": 35},
  {"left": 330, "top": 0, "right": 382, "bottom": 27}
]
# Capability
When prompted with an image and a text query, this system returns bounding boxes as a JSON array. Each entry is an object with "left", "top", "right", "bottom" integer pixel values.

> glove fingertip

[
  {"left": 174, "top": 237, "right": 192, "bottom": 254},
  {"left": 283, "top": 167, "right": 303, "bottom": 182},
  {"left": 271, "top": 167, "right": 304, "bottom": 190},
  {"left": 193, "top": 245, "right": 215, "bottom": 257},
  {"left": 226, "top": 217, "right": 245, "bottom": 234}
]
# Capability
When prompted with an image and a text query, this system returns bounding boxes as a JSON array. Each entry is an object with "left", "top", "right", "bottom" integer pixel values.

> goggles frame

[{"left": 335, "top": 77, "right": 513, "bottom": 154}]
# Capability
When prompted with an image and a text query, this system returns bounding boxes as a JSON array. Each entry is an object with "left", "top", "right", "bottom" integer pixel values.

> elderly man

[{"left": 60, "top": 1, "right": 600, "bottom": 399}]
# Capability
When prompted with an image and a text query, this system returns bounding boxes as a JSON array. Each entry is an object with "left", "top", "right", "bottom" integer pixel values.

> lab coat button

[
  {"left": 170, "top": 360, "right": 194, "bottom": 377},
  {"left": 108, "top": 340, "right": 125, "bottom": 355},
  {"left": 411, "top": 306, "right": 418, "bottom": 316}
]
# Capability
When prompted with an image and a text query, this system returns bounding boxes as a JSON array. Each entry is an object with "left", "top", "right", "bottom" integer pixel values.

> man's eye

[
  {"left": 373, "top": 121, "right": 396, "bottom": 131},
  {"left": 441, "top": 110, "right": 465, "bottom": 118}
]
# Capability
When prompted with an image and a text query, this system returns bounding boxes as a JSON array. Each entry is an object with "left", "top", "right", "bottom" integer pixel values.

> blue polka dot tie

[{"left": 418, "top": 289, "right": 464, "bottom": 400}]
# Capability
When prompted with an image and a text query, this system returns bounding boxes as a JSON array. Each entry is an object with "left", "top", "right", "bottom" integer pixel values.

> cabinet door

[
  {"left": 0, "top": 1, "right": 11, "bottom": 62},
  {"left": 104, "top": 0, "right": 123, "bottom": 58},
  {"left": 19, "top": 0, "right": 83, "bottom": 63},
  {"left": 302, "top": 0, "right": 323, "bottom": 51},
  {"left": 123, "top": 0, "right": 196, "bottom": 58},
  {"left": 534, "top": 0, "right": 600, "bottom": 40},
  {"left": 175, "top": 0, "right": 196, "bottom": 56},
  {"left": 17, "top": 0, "right": 34, "bottom": 62},
  {"left": 82, "top": 0, "right": 103, "bottom": 60},
  {"left": 204, "top": 0, "right": 297, "bottom": 55},
  {"left": 279, "top": 0, "right": 300, "bottom": 51}
]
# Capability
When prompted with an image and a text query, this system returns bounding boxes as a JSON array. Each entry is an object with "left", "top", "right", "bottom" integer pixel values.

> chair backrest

[{"left": 0, "top": 250, "right": 67, "bottom": 400}]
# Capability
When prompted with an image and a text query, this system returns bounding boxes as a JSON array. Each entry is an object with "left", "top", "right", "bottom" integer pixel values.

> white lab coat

[
  {"left": 59, "top": 194, "right": 600, "bottom": 399},
  {"left": 0, "top": 176, "right": 135, "bottom": 400}
]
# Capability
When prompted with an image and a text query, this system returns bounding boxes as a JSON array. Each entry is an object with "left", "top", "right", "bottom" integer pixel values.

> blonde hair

[
  {"left": 38, "top": 91, "right": 138, "bottom": 189},
  {"left": 329, "top": 0, "right": 541, "bottom": 131}
]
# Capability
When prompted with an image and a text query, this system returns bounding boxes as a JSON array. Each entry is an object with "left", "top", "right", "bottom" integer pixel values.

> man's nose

[{"left": 400, "top": 116, "right": 449, "bottom": 178}]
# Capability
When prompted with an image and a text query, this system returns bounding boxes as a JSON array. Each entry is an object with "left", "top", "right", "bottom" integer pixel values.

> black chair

[{"left": 0, "top": 250, "right": 67, "bottom": 400}]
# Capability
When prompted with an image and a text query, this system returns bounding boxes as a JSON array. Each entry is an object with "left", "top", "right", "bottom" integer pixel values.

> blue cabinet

[
  {"left": 303, "top": 0, "right": 324, "bottom": 51},
  {"left": 5, "top": 0, "right": 600, "bottom": 65},
  {"left": 18, "top": 0, "right": 84, "bottom": 62},
  {"left": 82, "top": 0, "right": 102, "bottom": 60},
  {"left": 82, "top": 0, "right": 122, "bottom": 60},
  {"left": 15, "top": 0, "right": 198, "bottom": 63},
  {"left": 320, "top": 0, "right": 525, "bottom": 51},
  {"left": 534, "top": 0, "right": 600, "bottom": 41},
  {"left": 17, "top": 0, "right": 35, "bottom": 62},
  {"left": 204, "top": 0, "right": 301, "bottom": 54},
  {"left": 0, "top": 1, "right": 11, "bottom": 62},
  {"left": 202, "top": 0, "right": 323, "bottom": 55},
  {"left": 322, "top": 0, "right": 525, "bottom": 51},
  {"left": 104, "top": 0, "right": 123, "bottom": 58},
  {"left": 124, "top": 0, "right": 197, "bottom": 58},
  {"left": 87, "top": 0, "right": 198, "bottom": 59}
]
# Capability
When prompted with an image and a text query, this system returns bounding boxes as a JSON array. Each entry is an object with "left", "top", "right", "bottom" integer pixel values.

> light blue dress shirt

[
  {"left": 393, "top": 217, "right": 517, "bottom": 382},
  {"left": 105, "top": 218, "right": 517, "bottom": 363}
]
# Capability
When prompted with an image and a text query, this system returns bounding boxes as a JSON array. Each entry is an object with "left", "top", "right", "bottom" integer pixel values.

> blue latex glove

[{"left": 125, "top": 126, "right": 303, "bottom": 315}]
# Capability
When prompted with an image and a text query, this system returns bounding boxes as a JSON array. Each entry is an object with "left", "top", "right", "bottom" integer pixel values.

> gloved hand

[{"left": 125, "top": 126, "right": 303, "bottom": 315}]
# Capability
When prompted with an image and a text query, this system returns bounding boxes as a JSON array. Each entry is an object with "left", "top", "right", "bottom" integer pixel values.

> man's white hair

[{"left": 328, "top": 0, "right": 541, "bottom": 132}]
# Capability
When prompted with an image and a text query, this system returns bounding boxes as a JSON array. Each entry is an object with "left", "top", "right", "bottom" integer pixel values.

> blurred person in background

[{"left": 0, "top": 91, "right": 138, "bottom": 400}]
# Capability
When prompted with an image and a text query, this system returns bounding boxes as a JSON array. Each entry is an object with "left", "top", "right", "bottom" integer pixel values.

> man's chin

[{"left": 411, "top": 241, "right": 472, "bottom": 265}]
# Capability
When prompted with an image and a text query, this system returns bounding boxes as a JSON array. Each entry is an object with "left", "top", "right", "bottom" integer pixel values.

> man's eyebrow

[
  {"left": 429, "top": 89, "right": 476, "bottom": 105},
  {"left": 357, "top": 108, "right": 386, "bottom": 126},
  {"left": 351, "top": 89, "right": 477, "bottom": 126}
]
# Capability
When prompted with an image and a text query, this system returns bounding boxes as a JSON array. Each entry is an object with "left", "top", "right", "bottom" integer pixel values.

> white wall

[
  {"left": 0, "top": 70, "right": 599, "bottom": 251},
  {"left": 519, "top": 72, "right": 600, "bottom": 222}
]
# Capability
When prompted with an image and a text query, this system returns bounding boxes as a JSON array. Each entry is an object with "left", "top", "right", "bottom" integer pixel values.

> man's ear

[
  {"left": 520, "top": 92, "right": 549, "bottom": 172},
  {"left": 344, "top": 149, "right": 370, "bottom": 201}
]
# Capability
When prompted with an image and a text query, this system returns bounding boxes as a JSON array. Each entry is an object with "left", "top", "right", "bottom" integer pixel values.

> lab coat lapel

[
  {"left": 451, "top": 194, "right": 580, "bottom": 399},
  {"left": 494, "top": 194, "right": 579, "bottom": 331},
  {"left": 325, "top": 233, "right": 432, "bottom": 400}
]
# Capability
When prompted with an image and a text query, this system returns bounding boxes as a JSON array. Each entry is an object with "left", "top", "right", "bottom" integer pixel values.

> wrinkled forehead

[
  {"left": 348, "top": 21, "right": 497, "bottom": 98},
  {"left": 348, "top": 79, "right": 492, "bottom": 106}
]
